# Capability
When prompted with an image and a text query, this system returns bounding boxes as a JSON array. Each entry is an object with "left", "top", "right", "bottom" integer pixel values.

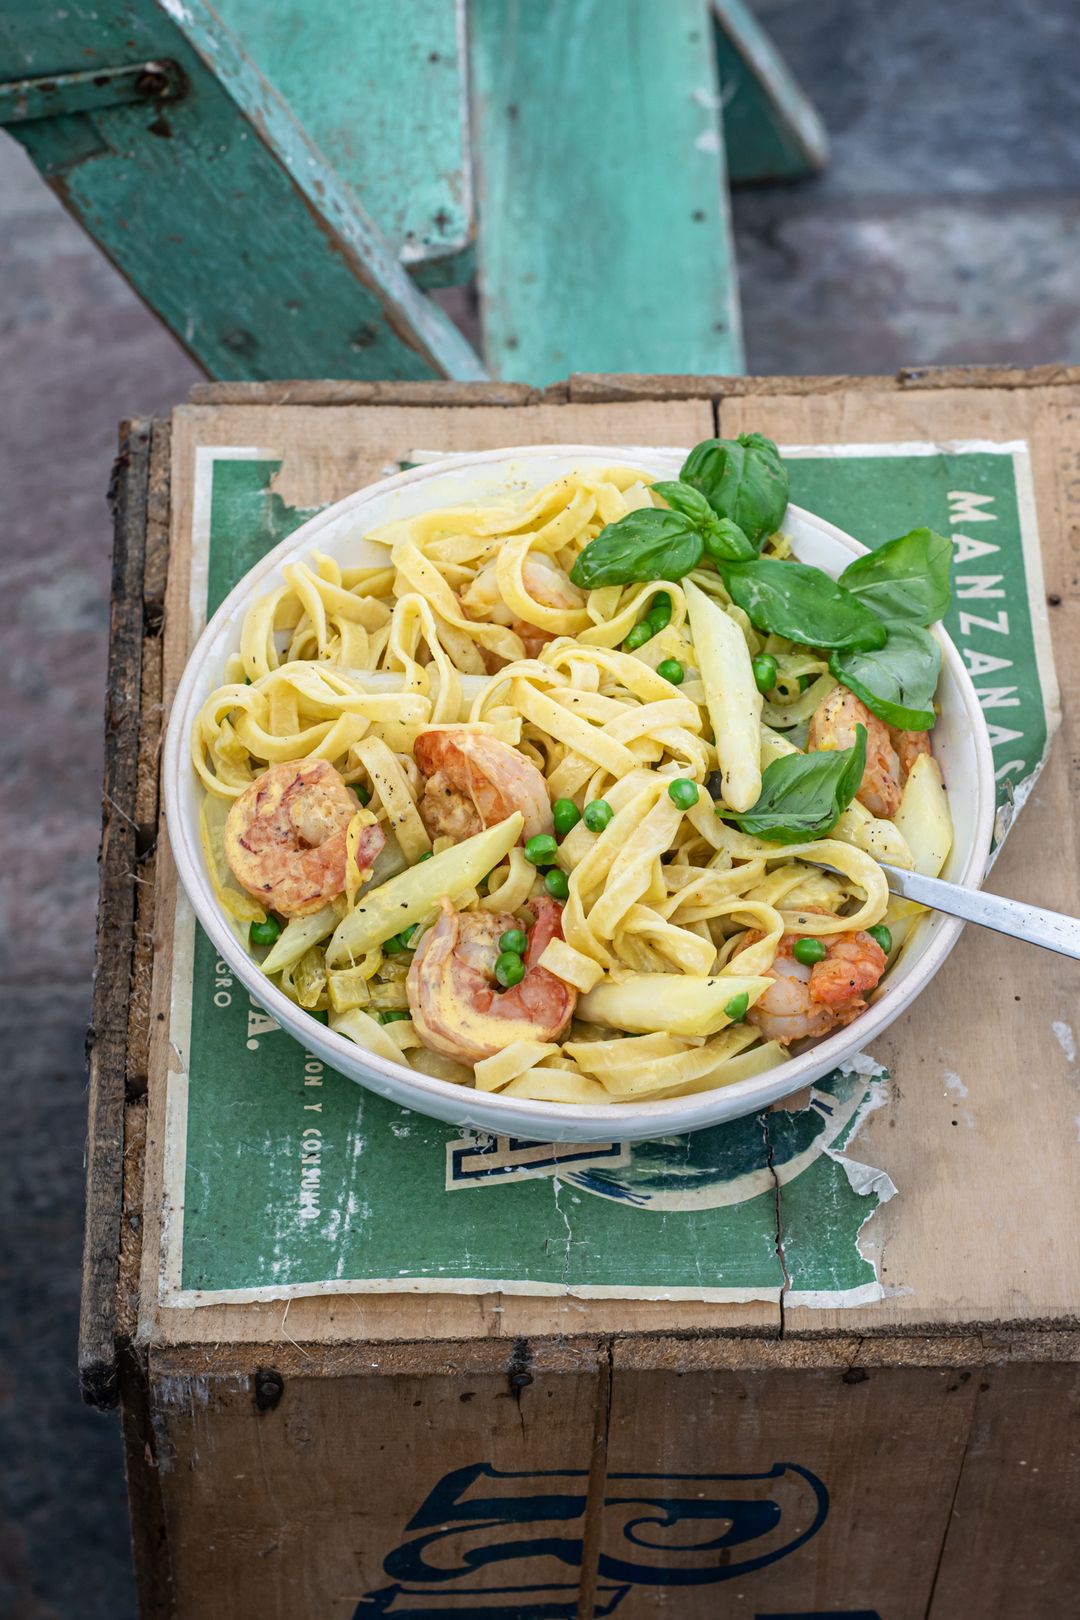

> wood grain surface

[{"left": 79, "top": 418, "right": 152, "bottom": 1409}]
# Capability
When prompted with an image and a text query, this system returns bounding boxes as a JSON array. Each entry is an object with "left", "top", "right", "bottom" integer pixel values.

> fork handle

[{"left": 882, "top": 865, "right": 1080, "bottom": 962}]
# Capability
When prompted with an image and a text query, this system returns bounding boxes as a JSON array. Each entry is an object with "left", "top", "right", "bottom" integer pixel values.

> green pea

[
  {"left": 418, "top": 850, "right": 434, "bottom": 862},
  {"left": 667, "top": 778, "right": 700, "bottom": 810},
  {"left": 583, "top": 798, "right": 613, "bottom": 833},
  {"left": 656, "top": 658, "right": 684, "bottom": 685},
  {"left": 647, "top": 591, "right": 672, "bottom": 632},
  {"left": 798, "top": 673, "right": 815, "bottom": 691},
  {"left": 494, "top": 950, "right": 526, "bottom": 989},
  {"left": 723, "top": 991, "right": 749, "bottom": 1022},
  {"left": 249, "top": 917, "right": 281, "bottom": 948},
  {"left": 544, "top": 867, "right": 570, "bottom": 901},
  {"left": 793, "top": 936, "right": 826, "bottom": 966},
  {"left": 623, "top": 621, "right": 653, "bottom": 652},
  {"left": 552, "top": 798, "right": 581, "bottom": 839},
  {"left": 351, "top": 782, "right": 372, "bottom": 804},
  {"left": 524, "top": 833, "right": 559, "bottom": 865},
  {"left": 867, "top": 924, "right": 893, "bottom": 956},
  {"left": 751, "top": 653, "right": 779, "bottom": 694},
  {"left": 379, "top": 1009, "right": 411, "bottom": 1024},
  {"left": 499, "top": 928, "right": 528, "bottom": 955},
  {"left": 382, "top": 933, "right": 408, "bottom": 956},
  {"left": 400, "top": 923, "right": 420, "bottom": 945}
]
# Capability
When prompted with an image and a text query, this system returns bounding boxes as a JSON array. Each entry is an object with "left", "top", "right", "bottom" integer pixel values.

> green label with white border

[{"left": 159, "top": 441, "right": 1056, "bottom": 1308}]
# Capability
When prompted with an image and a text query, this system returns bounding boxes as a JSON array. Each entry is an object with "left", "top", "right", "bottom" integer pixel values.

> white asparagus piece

[
  {"left": 893, "top": 752, "right": 953, "bottom": 877},
  {"left": 326, "top": 813, "right": 523, "bottom": 965},
  {"left": 685, "top": 579, "right": 763, "bottom": 813},
  {"left": 577, "top": 972, "right": 772, "bottom": 1038}
]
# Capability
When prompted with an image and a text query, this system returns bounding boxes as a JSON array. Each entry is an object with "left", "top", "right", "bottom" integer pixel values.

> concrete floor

[{"left": 1, "top": 3, "right": 1077, "bottom": 1615}]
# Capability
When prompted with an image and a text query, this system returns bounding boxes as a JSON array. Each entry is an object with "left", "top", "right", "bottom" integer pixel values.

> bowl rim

[{"left": 163, "top": 442, "right": 996, "bottom": 1139}]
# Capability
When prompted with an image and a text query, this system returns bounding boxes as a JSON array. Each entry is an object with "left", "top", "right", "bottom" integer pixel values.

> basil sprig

[
  {"left": 720, "top": 726, "right": 867, "bottom": 844},
  {"left": 566, "top": 438, "right": 952, "bottom": 731},
  {"left": 569, "top": 507, "right": 703, "bottom": 589},
  {"left": 830, "top": 624, "right": 941, "bottom": 731},
  {"left": 680, "top": 432, "right": 788, "bottom": 548},
  {"left": 569, "top": 432, "right": 785, "bottom": 587},
  {"left": 720, "top": 556, "right": 887, "bottom": 652},
  {"left": 652, "top": 481, "right": 757, "bottom": 561},
  {"left": 838, "top": 527, "right": 951, "bottom": 626}
]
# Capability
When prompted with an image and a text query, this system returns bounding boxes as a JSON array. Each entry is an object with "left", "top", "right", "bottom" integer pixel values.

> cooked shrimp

[
  {"left": 464, "top": 554, "right": 584, "bottom": 661},
  {"left": 890, "top": 724, "right": 931, "bottom": 779},
  {"left": 462, "top": 552, "right": 584, "bottom": 628},
  {"left": 407, "top": 896, "right": 576, "bottom": 1063},
  {"left": 224, "top": 759, "right": 386, "bottom": 917},
  {"left": 413, "top": 727, "right": 553, "bottom": 843},
  {"left": 739, "top": 925, "right": 887, "bottom": 1046},
  {"left": 808, "top": 686, "right": 914, "bottom": 818}
]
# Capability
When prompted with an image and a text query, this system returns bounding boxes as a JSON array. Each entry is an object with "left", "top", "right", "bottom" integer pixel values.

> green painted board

[
  {"left": 468, "top": 0, "right": 743, "bottom": 384},
  {"left": 155, "top": 435, "right": 1058, "bottom": 1308},
  {"left": 214, "top": 0, "right": 473, "bottom": 278},
  {"left": 713, "top": 0, "right": 829, "bottom": 183},
  {"left": 2, "top": 0, "right": 484, "bottom": 380}
]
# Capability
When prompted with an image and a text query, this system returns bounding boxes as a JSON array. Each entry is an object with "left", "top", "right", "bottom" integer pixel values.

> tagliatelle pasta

[{"left": 192, "top": 456, "right": 954, "bottom": 1105}]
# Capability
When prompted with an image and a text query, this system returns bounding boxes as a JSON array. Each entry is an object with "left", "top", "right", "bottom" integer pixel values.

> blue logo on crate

[{"left": 353, "top": 1461, "right": 828, "bottom": 1616}]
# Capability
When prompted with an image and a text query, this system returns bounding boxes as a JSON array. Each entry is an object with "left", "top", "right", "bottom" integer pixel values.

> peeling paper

[{"left": 775, "top": 1060, "right": 898, "bottom": 1310}]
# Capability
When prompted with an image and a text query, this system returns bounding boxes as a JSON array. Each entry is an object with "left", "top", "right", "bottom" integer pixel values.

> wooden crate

[{"left": 84, "top": 372, "right": 1080, "bottom": 1620}]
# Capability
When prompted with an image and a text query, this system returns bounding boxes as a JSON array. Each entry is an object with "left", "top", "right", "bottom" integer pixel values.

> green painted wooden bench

[{"left": 0, "top": 1, "right": 825, "bottom": 384}]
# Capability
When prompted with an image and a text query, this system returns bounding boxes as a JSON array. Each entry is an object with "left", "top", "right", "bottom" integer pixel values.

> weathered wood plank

[
  {"left": 469, "top": 0, "right": 743, "bottom": 383},
  {"left": 713, "top": 0, "right": 828, "bottom": 182},
  {"left": 117, "top": 1099, "right": 147, "bottom": 1343},
  {"left": 928, "top": 1361, "right": 1080, "bottom": 1618},
  {"left": 148, "top": 1349, "right": 604, "bottom": 1619},
  {"left": 126, "top": 841, "right": 157, "bottom": 1098},
  {"left": 214, "top": 0, "right": 472, "bottom": 278},
  {"left": 186, "top": 378, "right": 548, "bottom": 407},
  {"left": 168, "top": 396, "right": 715, "bottom": 515},
  {"left": 118, "top": 1341, "right": 175, "bottom": 1620},
  {"left": 188, "top": 368, "right": 1080, "bottom": 411},
  {"left": 603, "top": 1353, "right": 979, "bottom": 1620},
  {"left": 143, "top": 416, "right": 171, "bottom": 627},
  {"left": 132, "top": 635, "right": 162, "bottom": 853},
  {"left": 566, "top": 365, "right": 1080, "bottom": 400},
  {"left": 79, "top": 417, "right": 151, "bottom": 1410},
  {"left": 5, "top": 0, "right": 484, "bottom": 381}
]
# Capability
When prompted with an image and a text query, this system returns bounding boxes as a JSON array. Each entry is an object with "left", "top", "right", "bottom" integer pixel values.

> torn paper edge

[{"left": 780, "top": 1059, "right": 898, "bottom": 1311}]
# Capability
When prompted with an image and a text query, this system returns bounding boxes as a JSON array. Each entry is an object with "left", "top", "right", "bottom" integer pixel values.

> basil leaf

[
  {"left": 569, "top": 508, "right": 704, "bottom": 589},
  {"left": 720, "top": 726, "right": 867, "bottom": 844},
  {"left": 651, "top": 479, "right": 714, "bottom": 527},
  {"left": 701, "top": 516, "right": 757, "bottom": 564},
  {"left": 830, "top": 623, "right": 941, "bottom": 730},
  {"left": 679, "top": 432, "right": 788, "bottom": 549},
  {"left": 721, "top": 556, "right": 888, "bottom": 652},
  {"left": 838, "top": 528, "right": 952, "bottom": 626}
]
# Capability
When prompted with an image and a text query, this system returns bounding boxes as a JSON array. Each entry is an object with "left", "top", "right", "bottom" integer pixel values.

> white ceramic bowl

[{"left": 164, "top": 445, "right": 995, "bottom": 1143}]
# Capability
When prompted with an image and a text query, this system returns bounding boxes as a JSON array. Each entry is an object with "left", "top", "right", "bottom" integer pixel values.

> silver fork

[{"left": 877, "top": 864, "right": 1080, "bottom": 961}]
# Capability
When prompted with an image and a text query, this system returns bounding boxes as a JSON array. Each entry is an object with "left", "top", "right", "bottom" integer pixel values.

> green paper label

[{"left": 160, "top": 442, "right": 1055, "bottom": 1307}]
